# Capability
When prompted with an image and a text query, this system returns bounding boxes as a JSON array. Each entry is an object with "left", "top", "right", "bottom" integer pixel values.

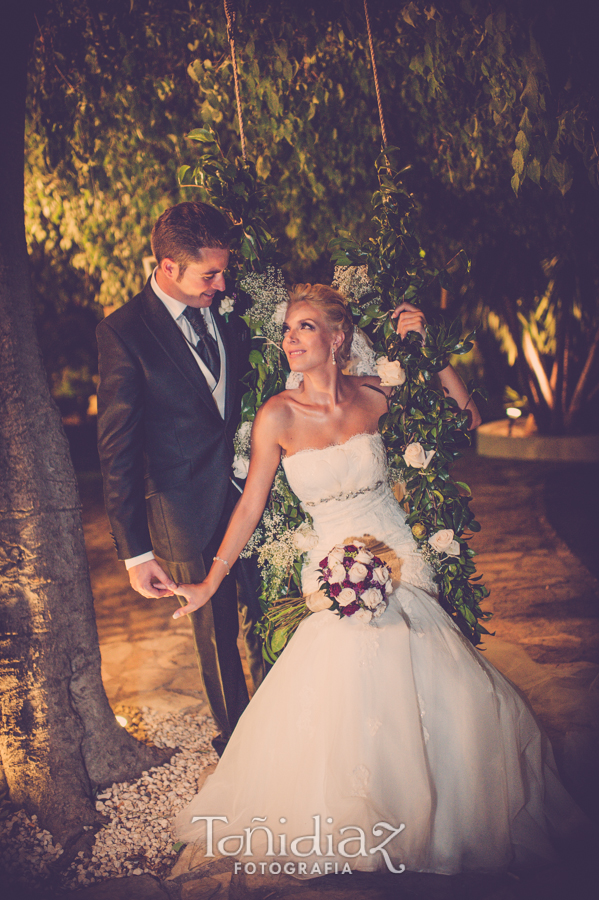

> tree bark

[{"left": 0, "top": 0, "right": 169, "bottom": 850}]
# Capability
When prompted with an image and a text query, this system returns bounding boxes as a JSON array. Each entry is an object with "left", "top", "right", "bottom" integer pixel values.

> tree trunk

[{"left": 0, "top": 1, "right": 169, "bottom": 850}]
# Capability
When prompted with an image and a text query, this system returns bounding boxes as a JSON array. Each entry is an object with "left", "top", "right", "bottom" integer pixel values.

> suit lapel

[{"left": 140, "top": 284, "right": 221, "bottom": 419}]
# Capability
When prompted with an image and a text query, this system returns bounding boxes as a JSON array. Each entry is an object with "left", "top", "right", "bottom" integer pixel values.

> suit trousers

[{"left": 156, "top": 489, "right": 265, "bottom": 753}]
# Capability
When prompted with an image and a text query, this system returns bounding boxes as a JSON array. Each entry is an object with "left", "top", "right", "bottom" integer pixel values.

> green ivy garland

[
  {"left": 181, "top": 130, "right": 490, "bottom": 658},
  {"left": 331, "top": 148, "right": 490, "bottom": 643}
]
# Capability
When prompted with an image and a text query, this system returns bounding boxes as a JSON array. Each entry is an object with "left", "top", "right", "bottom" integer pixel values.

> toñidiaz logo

[{"left": 189, "top": 814, "right": 407, "bottom": 875}]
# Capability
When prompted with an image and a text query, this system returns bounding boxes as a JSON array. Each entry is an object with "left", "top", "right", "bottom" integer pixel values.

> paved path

[{"left": 77, "top": 451, "right": 599, "bottom": 899}]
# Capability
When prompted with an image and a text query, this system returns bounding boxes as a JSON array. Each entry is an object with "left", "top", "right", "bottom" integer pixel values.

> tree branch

[{"left": 565, "top": 322, "right": 599, "bottom": 431}]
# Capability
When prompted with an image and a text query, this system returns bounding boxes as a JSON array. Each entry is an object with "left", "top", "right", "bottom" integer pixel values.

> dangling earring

[{"left": 331, "top": 345, "right": 337, "bottom": 366}]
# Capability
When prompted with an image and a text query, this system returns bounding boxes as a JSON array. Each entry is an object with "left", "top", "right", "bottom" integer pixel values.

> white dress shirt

[{"left": 125, "top": 271, "right": 228, "bottom": 570}]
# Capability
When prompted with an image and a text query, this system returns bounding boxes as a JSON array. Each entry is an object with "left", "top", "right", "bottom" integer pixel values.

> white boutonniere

[{"left": 219, "top": 293, "right": 236, "bottom": 321}]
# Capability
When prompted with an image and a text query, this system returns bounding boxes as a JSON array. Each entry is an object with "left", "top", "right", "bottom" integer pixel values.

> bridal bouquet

[{"left": 318, "top": 542, "right": 392, "bottom": 624}]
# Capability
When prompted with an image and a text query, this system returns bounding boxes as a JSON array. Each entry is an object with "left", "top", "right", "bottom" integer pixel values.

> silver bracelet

[{"left": 213, "top": 555, "right": 230, "bottom": 576}]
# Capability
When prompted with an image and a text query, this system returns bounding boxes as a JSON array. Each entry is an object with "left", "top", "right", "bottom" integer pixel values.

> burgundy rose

[
  {"left": 341, "top": 600, "right": 361, "bottom": 616},
  {"left": 330, "top": 584, "right": 341, "bottom": 597}
]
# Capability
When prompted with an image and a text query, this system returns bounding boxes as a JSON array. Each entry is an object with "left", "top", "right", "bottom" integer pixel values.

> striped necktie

[{"left": 182, "top": 307, "right": 221, "bottom": 381}]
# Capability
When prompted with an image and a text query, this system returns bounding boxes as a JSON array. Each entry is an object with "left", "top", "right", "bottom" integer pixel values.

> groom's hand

[{"left": 129, "top": 559, "right": 177, "bottom": 599}]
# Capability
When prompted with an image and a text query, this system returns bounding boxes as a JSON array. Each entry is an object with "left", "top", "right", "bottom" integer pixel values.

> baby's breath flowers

[
  {"left": 417, "top": 541, "right": 442, "bottom": 573},
  {"left": 232, "top": 420, "right": 253, "bottom": 480},
  {"left": 233, "top": 421, "right": 252, "bottom": 458},
  {"left": 230, "top": 268, "right": 309, "bottom": 661},
  {"left": 332, "top": 265, "right": 376, "bottom": 306},
  {"left": 240, "top": 267, "right": 289, "bottom": 345}
]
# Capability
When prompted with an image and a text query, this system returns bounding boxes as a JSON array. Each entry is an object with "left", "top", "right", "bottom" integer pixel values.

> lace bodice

[{"left": 282, "top": 432, "right": 436, "bottom": 596}]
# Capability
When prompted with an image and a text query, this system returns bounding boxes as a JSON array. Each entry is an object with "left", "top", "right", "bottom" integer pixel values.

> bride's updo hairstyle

[{"left": 287, "top": 283, "right": 353, "bottom": 367}]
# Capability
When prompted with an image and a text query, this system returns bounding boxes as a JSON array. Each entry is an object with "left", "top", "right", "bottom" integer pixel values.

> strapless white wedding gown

[{"left": 174, "top": 433, "right": 583, "bottom": 875}]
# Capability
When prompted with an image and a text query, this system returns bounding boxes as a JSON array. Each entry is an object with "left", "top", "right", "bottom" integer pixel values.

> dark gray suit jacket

[{"left": 96, "top": 279, "right": 249, "bottom": 564}]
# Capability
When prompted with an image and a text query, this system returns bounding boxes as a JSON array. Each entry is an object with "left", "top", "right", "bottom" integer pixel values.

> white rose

[
  {"left": 375, "top": 356, "right": 406, "bottom": 387},
  {"left": 355, "top": 548, "right": 374, "bottom": 564},
  {"left": 372, "top": 565, "right": 390, "bottom": 585},
  {"left": 328, "top": 547, "right": 346, "bottom": 565},
  {"left": 232, "top": 455, "right": 249, "bottom": 479},
  {"left": 352, "top": 607, "right": 373, "bottom": 624},
  {"left": 348, "top": 562, "right": 368, "bottom": 583},
  {"left": 293, "top": 523, "right": 319, "bottom": 552},
  {"left": 403, "top": 443, "right": 435, "bottom": 470},
  {"left": 305, "top": 590, "right": 333, "bottom": 612},
  {"left": 219, "top": 296, "right": 235, "bottom": 316},
  {"left": 428, "top": 529, "right": 461, "bottom": 557},
  {"left": 385, "top": 581, "right": 393, "bottom": 594},
  {"left": 445, "top": 541, "right": 461, "bottom": 557},
  {"left": 273, "top": 301, "right": 288, "bottom": 325},
  {"left": 360, "top": 587, "right": 383, "bottom": 609},
  {"left": 329, "top": 563, "right": 347, "bottom": 584},
  {"left": 337, "top": 587, "right": 357, "bottom": 607}
]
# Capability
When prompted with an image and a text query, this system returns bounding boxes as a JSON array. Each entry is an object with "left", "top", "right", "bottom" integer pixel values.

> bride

[{"left": 172, "top": 284, "right": 584, "bottom": 877}]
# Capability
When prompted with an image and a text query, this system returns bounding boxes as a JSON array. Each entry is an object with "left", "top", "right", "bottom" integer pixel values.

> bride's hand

[
  {"left": 172, "top": 582, "right": 213, "bottom": 619},
  {"left": 391, "top": 301, "right": 427, "bottom": 341}
]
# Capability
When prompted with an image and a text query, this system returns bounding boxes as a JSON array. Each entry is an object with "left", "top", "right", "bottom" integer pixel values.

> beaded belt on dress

[{"left": 303, "top": 480, "right": 385, "bottom": 507}]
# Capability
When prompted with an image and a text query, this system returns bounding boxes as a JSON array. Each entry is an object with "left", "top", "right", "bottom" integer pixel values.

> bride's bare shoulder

[{"left": 254, "top": 391, "right": 295, "bottom": 433}]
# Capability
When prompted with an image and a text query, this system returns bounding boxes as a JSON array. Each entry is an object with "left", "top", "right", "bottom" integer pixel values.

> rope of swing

[
  {"left": 223, "top": 0, "right": 248, "bottom": 163},
  {"left": 363, "top": 0, "right": 388, "bottom": 149}
]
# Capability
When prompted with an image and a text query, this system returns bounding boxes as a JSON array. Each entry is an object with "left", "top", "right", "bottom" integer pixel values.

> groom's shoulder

[{"left": 97, "top": 283, "right": 151, "bottom": 337}]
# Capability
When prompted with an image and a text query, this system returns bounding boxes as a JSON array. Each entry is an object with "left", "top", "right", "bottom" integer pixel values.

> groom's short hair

[{"left": 151, "top": 201, "right": 231, "bottom": 275}]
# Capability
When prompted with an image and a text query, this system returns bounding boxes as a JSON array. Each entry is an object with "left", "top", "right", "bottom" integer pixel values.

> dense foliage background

[{"left": 26, "top": 0, "right": 599, "bottom": 432}]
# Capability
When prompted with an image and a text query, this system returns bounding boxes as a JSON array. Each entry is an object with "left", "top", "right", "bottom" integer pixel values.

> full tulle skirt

[{"left": 173, "top": 580, "right": 581, "bottom": 875}]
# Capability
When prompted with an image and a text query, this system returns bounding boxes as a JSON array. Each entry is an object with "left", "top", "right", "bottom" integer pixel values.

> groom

[{"left": 96, "top": 201, "right": 264, "bottom": 755}]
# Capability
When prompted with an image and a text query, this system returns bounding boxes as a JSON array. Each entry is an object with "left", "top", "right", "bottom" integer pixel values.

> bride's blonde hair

[{"left": 287, "top": 283, "right": 353, "bottom": 367}]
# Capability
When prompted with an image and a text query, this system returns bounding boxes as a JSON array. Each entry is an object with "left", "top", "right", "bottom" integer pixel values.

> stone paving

[{"left": 70, "top": 452, "right": 599, "bottom": 900}]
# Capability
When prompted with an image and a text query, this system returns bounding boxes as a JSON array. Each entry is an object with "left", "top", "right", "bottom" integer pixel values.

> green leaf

[
  {"left": 512, "top": 148, "right": 525, "bottom": 176},
  {"left": 187, "top": 127, "right": 217, "bottom": 143},
  {"left": 527, "top": 157, "right": 541, "bottom": 185},
  {"left": 177, "top": 165, "right": 191, "bottom": 184},
  {"left": 249, "top": 350, "right": 264, "bottom": 366},
  {"left": 271, "top": 627, "right": 288, "bottom": 654},
  {"left": 515, "top": 130, "right": 529, "bottom": 157}
]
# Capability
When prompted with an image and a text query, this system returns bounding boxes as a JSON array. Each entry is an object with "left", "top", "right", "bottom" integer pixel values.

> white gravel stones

[
  {"left": 0, "top": 810, "right": 64, "bottom": 891},
  {"left": 0, "top": 707, "right": 217, "bottom": 892}
]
